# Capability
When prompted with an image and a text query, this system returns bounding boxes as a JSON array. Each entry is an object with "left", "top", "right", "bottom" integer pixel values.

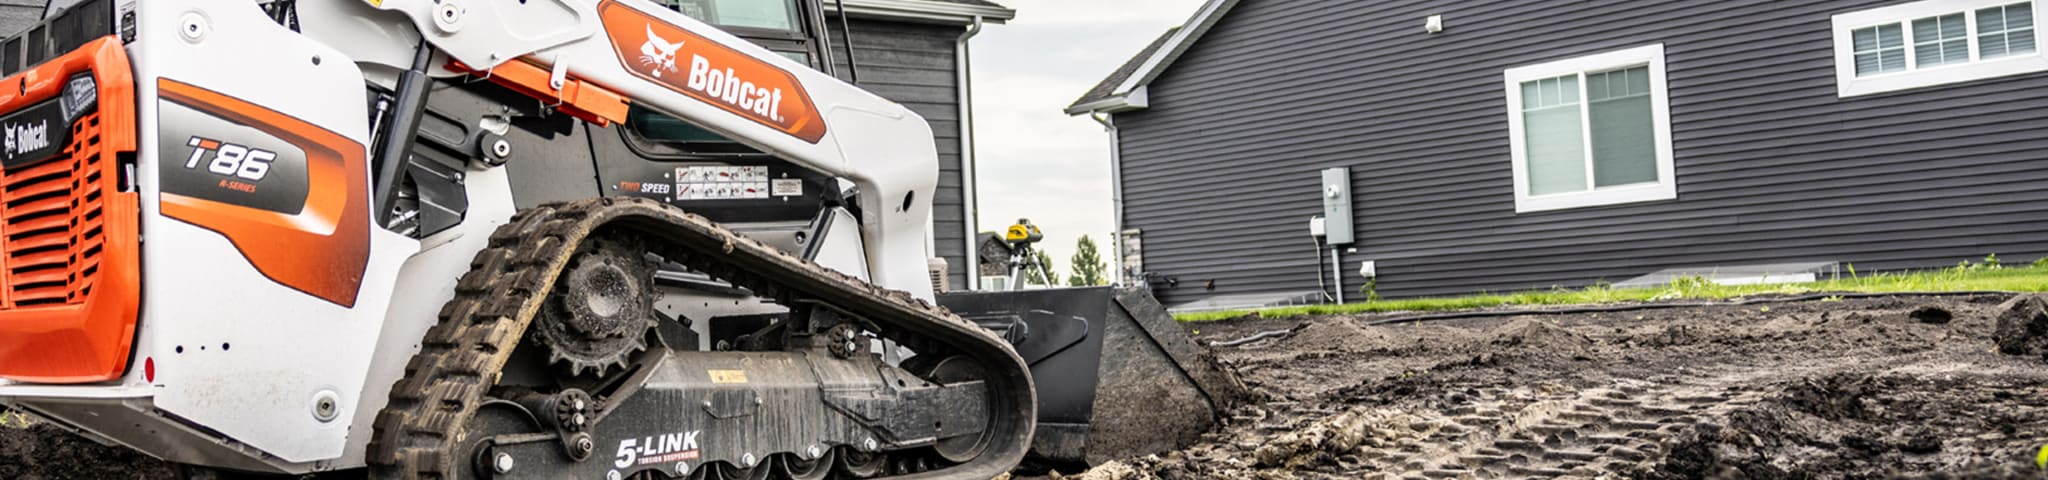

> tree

[
  {"left": 1025, "top": 249, "right": 1061, "bottom": 286},
  {"left": 1068, "top": 235, "right": 1108, "bottom": 286}
]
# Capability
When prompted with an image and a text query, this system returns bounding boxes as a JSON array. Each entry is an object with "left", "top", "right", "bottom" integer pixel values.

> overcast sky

[{"left": 967, "top": 0, "right": 1204, "bottom": 280}]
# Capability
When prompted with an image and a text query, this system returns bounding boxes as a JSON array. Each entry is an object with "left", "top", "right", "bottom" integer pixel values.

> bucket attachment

[{"left": 937, "top": 287, "right": 1246, "bottom": 466}]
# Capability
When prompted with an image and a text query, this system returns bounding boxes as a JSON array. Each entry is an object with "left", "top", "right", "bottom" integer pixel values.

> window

[
  {"left": 1834, "top": 0, "right": 2048, "bottom": 97},
  {"left": 657, "top": 0, "right": 800, "bottom": 32},
  {"left": 1504, "top": 44, "right": 1676, "bottom": 213}
]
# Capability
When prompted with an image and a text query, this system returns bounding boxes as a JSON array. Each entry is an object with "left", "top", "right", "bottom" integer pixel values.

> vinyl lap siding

[
  {"left": 825, "top": 18, "right": 971, "bottom": 290},
  {"left": 1118, "top": 0, "right": 2048, "bottom": 303}
]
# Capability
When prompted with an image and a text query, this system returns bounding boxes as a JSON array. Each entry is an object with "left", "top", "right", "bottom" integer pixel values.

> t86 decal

[{"left": 156, "top": 78, "right": 368, "bottom": 307}]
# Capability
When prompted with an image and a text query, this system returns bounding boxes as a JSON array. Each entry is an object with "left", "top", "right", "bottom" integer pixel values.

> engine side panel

[
  {"left": 130, "top": 0, "right": 417, "bottom": 463},
  {"left": 0, "top": 36, "right": 140, "bottom": 383}
]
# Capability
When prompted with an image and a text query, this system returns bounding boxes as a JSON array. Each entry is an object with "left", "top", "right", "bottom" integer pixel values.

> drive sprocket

[{"left": 533, "top": 235, "right": 655, "bottom": 377}]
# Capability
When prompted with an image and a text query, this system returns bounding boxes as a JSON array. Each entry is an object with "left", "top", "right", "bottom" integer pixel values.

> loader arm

[{"left": 371, "top": 0, "right": 938, "bottom": 300}]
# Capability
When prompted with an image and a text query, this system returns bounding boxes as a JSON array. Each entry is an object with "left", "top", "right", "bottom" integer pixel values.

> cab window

[{"left": 659, "top": 0, "right": 800, "bottom": 31}]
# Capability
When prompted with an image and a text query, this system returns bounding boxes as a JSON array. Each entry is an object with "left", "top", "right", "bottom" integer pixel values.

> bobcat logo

[
  {"left": 3, "top": 119, "right": 47, "bottom": 159},
  {"left": 639, "top": 25, "right": 686, "bottom": 78}
]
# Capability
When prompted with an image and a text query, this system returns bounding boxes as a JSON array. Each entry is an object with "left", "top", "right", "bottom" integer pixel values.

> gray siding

[
  {"left": 1117, "top": 0, "right": 2048, "bottom": 304},
  {"left": 0, "top": 0, "right": 39, "bottom": 36},
  {"left": 825, "top": 17, "right": 971, "bottom": 290}
]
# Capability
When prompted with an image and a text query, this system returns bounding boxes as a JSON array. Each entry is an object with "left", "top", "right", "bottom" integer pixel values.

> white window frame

[
  {"left": 1833, "top": 0, "right": 2048, "bottom": 97},
  {"left": 1503, "top": 44, "right": 1677, "bottom": 213}
]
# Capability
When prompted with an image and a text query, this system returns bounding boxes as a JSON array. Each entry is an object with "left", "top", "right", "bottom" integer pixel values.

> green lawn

[{"left": 1175, "top": 259, "right": 2048, "bottom": 322}]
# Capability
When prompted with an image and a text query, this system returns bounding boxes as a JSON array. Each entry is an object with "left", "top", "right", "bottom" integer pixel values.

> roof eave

[
  {"left": 825, "top": 0, "right": 1016, "bottom": 25},
  {"left": 1063, "top": 86, "right": 1149, "bottom": 116}
]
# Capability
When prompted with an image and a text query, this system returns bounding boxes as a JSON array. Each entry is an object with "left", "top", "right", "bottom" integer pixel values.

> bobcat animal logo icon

[{"left": 639, "top": 25, "right": 686, "bottom": 77}]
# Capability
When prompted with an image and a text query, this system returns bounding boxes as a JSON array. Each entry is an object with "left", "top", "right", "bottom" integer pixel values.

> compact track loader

[{"left": 0, "top": 0, "right": 1241, "bottom": 478}]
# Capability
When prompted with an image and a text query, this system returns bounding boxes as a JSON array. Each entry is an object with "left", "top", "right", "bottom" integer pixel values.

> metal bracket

[
  {"left": 365, "top": 0, "right": 599, "bottom": 70},
  {"left": 549, "top": 55, "right": 570, "bottom": 92}
]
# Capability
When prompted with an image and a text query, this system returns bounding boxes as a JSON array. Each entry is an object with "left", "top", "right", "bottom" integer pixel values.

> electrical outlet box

[
  {"left": 1358, "top": 260, "right": 1377, "bottom": 278},
  {"left": 1321, "top": 167, "right": 1354, "bottom": 245},
  {"left": 1308, "top": 216, "right": 1326, "bottom": 238}
]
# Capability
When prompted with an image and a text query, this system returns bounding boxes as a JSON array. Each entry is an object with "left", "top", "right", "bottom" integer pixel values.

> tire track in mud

[{"left": 1297, "top": 374, "right": 1773, "bottom": 479}]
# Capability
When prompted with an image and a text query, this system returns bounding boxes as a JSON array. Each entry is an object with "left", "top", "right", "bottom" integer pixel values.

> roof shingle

[{"left": 1064, "top": 27, "right": 1180, "bottom": 113}]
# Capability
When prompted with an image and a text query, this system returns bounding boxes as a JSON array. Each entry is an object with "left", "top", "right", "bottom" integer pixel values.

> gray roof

[
  {"left": 926, "top": 0, "right": 1007, "bottom": 7},
  {"left": 828, "top": 0, "right": 1015, "bottom": 24},
  {"left": 1064, "top": 27, "right": 1179, "bottom": 114},
  {"left": 1063, "top": 0, "right": 1241, "bottom": 115}
]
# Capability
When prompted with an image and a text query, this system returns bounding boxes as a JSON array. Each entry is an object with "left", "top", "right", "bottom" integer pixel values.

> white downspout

[
  {"left": 1090, "top": 112, "right": 1124, "bottom": 286},
  {"left": 957, "top": 16, "right": 984, "bottom": 290}
]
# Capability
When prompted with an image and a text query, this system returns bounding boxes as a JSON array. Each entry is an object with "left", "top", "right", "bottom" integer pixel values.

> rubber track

[{"left": 365, "top": 197, "right": 1035, "bottom": 479}]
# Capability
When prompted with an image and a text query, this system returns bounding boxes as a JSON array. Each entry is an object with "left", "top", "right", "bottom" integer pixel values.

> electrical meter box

[{"left": 1321, "top": 167, "right": 1353, "bottom": 245}]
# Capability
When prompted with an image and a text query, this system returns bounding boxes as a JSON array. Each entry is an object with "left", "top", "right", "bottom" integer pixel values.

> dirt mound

[
  {"left": 1780, "top": 374, "right": 1877, "bottom": 420},
  {"left": 1910, "top": 305, "right": 1955, "bottom": 324},
  {"left": 0, "top": 422, "right": 176, "bottom": 480},
  {"left": 1489, "top": 318, "right": 1595, "bottom": 353},
  {"left": 1277, "top": 319, "right": 1398, "bottom": 354},
  {"left": 1995, "top": 293, "right": 2048, "bottom": 359}
]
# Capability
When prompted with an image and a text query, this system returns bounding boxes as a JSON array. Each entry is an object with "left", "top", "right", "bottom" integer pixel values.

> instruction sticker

[
  {"left": 770, "top": 178, "right": 803, "bottom": 197},
  {"left": 708, "top": 369, "right": 748, "bottom": 384},
  {"left": 674, "top": 165, "right": 770, "bottom": 200}
]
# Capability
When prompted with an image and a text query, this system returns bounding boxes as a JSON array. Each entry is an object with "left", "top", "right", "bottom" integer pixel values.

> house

[
  {"left": 1069, "top": 0, "right": 2048, "bottom": 306},
  {"left": 977, "top": 231, "right": 1016, "bottom": 277}
]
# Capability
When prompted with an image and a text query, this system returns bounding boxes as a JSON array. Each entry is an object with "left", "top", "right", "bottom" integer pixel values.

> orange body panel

[
  {"left": 0, "top": 37, "right": 142, "bottom": 383},
  {"left": 157, "top": 79, "right": 370, "bottom": 308},
  {"left": 448, "top": 59, "right": 631, "bottom": 127},
  {"left": 598, "top": 0, "right": 826, "bottom": 143}
]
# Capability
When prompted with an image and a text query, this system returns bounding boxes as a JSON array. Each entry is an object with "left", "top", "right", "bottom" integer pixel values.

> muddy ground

[
  {"left": 1059, "top": 293, "right": 2048, "bottom": 479},
  {"left": 7, "top": 294, "right": 2048, "bottom": 479}
]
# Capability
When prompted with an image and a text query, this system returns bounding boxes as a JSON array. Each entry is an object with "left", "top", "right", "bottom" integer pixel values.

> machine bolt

[
  {"left": 862, "top": 437, "right": 878, "bottom": 452},
  {"left": 571, "top": 412, "right": 586, "bottom": 428},
  {"left": 491, "top": 139, "right": 512, "bottom": 159},
  {"left": 574, "top": 435, "right": 595, "bottom": 456},
  {"left": 492, "top": 452, "right": 515, "bottom": 474},
  {"left": 606, "top": 470, "right": 622, "bottom": 480},
  {"left": 673, "top": 462, "right": 691, "bottom": 475},
  {"left": 177, "top": 13, "right": 206, "bottom": 42},
  {"left": 311, "top": 391, "right": 341, "bottom": 422},
  {"left": 433, "top": 2, "right": 464, "bottom": 33},
  {"left": 742, "top": 453, "right": 757, "bottom": 467},
  {"left": 805, "top": 445, "right": 823, "bottom": 460}
]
